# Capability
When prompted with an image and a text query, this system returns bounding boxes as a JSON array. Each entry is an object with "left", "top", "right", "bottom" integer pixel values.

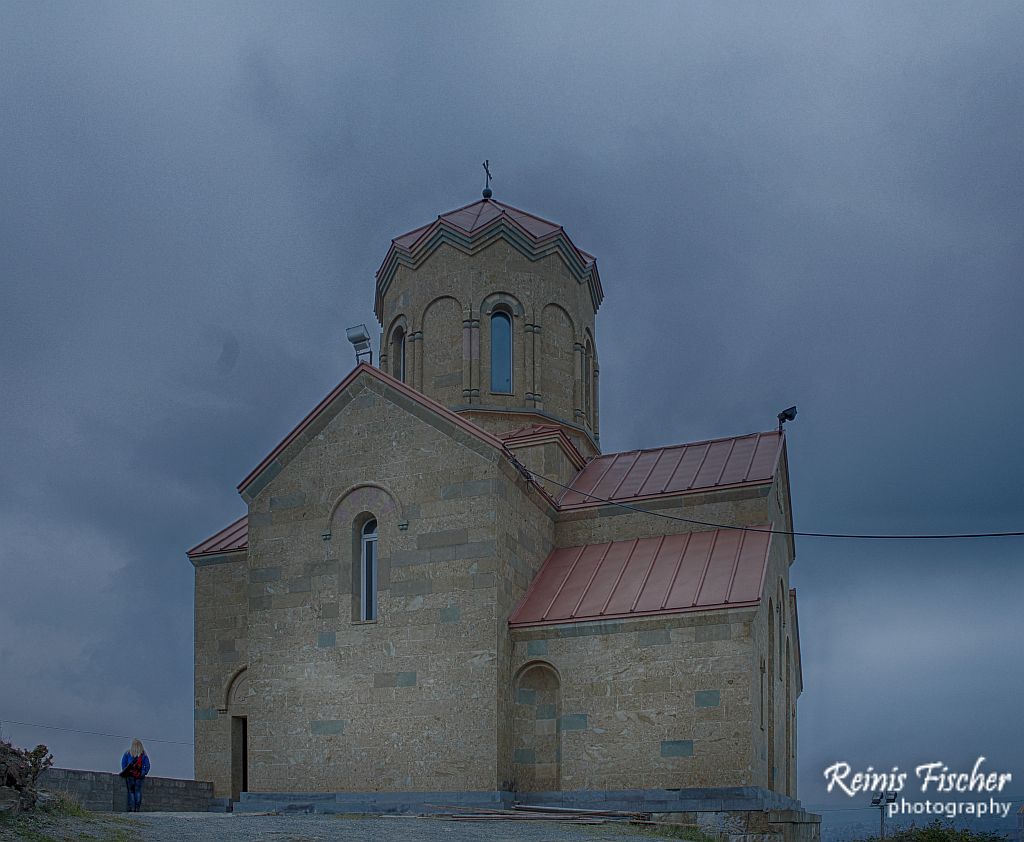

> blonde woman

[{"left": 119, "top": 738, "right": 151, "bottom": 812}]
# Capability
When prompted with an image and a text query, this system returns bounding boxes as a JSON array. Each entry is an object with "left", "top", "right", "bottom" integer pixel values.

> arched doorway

[
  {"left": 513, "top": 662, "right": 561, "bottom": 792},
  {"left": 767, "top": 600, "right": 775, "bottom": 791},
  {"left": 785, "top": 640, "right": 793, "bottom": 796},
  {"left": 225, "top": 668, "right": 251, "bottom": 802}
]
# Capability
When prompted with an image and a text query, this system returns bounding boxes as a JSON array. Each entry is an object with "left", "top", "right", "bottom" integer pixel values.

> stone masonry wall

[
  {"left": 193, "top": 551, "right": 247, "bottom": 796},
  {"left": 541, "top": 467, "right": 801, "bottom": 798},
  {"left": 378, "top": 240, "right": 599, "bottom": 440},
  {"left": 40, "top": 768, "right": 215, "bottom": 812},
  {"left": 193, "top": 362, "right": 801, "bottom": 799},
  {"left": 510, "top": 609, "right": 758, "bottom": 791},
  {"left": 492, "top": 463, "right": 557, "bottom": 787},
  {"left": 239, "top": 372, "right": 521, "bottom": 794},
  {"left": 751, "top": 528, "right": 799, "bottom": 797},
  {"left": 555, "top": 485, "right": 772, "bottom": 548}
]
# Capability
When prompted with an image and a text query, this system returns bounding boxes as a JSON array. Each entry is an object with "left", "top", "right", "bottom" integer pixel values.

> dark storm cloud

[{"left": 2, "top": 1, "right": 1021, "bottom": 814}]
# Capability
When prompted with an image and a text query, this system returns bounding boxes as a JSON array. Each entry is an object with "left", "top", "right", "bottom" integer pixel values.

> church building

[{"left": 187, "top": 193, "right": 808, "bottom": 826}]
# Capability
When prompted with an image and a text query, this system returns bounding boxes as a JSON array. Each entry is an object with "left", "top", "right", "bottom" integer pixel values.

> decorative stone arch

[
  {"left": 479, "top": 291, "right": 525, "bottom": 317},
  {"left": 512, "top": 660, "right": 562, "bottom": 792},
  {"left": 382, "top": 314, "right": 409, "bottom": 382},
  {"left": 778, "top": 580, "right": 786, "bottom": 667},
  {"left": 327, "top": 482, "right": 405, "bottom": 532},
  {"left": 477, "top": 293, "right": 524, "bottom": 399},
  {"left": 218, "top": 665, "right": 251, "bottom": 801},
  {"left": 583, "top": 327, "right": 597, "bottom": 432},
  {"left": 328, "top": 483, "right": 403, "bottom": 621},
  {"left": 420, "top": 295, "right": 463, "bottom": 401},
  {"left": 513, "top": 658, "right": 562, "bottom": 685},
  {"left": 218, "top": 665, "right": 248, "bottom": 714},
  {"left": 540, "top": 302, "right": 577, "bottom": 423},
  {"left": 540, "top": 301, "right": 576, "bottom": 335}
]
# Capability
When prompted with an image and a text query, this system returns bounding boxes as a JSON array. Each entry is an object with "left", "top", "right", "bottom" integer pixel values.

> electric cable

[
  {"left": 0, "top": 719, "right": 193, "bottom": 746},
  {"left": 509, "top": 459, "right": 1024, "bottom": 540}
]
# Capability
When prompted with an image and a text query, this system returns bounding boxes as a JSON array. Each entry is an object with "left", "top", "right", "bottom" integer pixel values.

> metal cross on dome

[{"left": 482, "top": 160, "right": 493, "bottom": 198}]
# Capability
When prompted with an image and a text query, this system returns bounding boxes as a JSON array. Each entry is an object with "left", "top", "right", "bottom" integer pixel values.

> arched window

[
  {"left": 584, "top": 337, "right": 594, "bottom": 427},
  {"left": 360, "top": 518, "right": 378, "bottom": 621},
  {"left": 490, "top": 311, "right": 512, "bottom": 393},
  {"left": 390, "top": 327, "right": 406, "bottom": 382}
]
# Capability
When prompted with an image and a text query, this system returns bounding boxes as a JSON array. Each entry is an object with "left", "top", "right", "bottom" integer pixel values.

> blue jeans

[{"left": 125, "top": 777, "right": 144, "bottom": 811}]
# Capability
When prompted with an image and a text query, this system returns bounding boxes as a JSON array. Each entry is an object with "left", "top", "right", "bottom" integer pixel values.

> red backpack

[{"left": 127, "top": 755, "right": 144, "bottom": 779}]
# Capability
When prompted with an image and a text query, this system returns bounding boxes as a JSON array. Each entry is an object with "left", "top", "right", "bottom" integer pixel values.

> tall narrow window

[
  {"left": 390, "top": 328, "right": 406, "bottom": 382},
  {"left": 360, "top": 519, "right": 378, "bottom": 621},
  {"left": 490, "top": 311, "right": 512, "bottom": 393},
  {"left": 584, "top": 338, "right": 594, "bottom": 426}
]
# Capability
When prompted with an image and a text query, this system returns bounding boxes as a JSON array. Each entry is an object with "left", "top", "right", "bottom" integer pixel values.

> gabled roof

[
  {"left": 509, "top": 527, "right": 772, "bottom": 628},
  {"left": 498, "top": 422, "right": 564, "bottom": 440},
  {"left": 237, "top": 363, "right": 506, "bottom": 499},
  {"left": 499, "top": 422, "right": 587, "bottom": 471},
  {"left": 558, "top": 431, "right": 784, "bottom": 510},
  {"left": 186, "top": 515, "right": 247, "bottom": 559},
  {"left": 375, "top": 198, "right": 602, "bottom": 319}
]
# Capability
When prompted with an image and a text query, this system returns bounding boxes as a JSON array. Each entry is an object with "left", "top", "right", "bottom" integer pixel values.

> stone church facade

[{"left": 187, "top": 197, "right": 808, "bottom": 823}]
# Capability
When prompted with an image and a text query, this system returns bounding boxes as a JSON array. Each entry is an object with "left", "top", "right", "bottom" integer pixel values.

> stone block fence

[{"left": 40, "top": 767, "right": 226, "bottom": 812}]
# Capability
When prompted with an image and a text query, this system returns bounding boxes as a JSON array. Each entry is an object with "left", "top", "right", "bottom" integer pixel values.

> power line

[
  {"left": 511, "top": 460, "right": 1024, "bottom": 540},
  {"left": 1, "top": 719, "right": 193, "bottom": 747}
]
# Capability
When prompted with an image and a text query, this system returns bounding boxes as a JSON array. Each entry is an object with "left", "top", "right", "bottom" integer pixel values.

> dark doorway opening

[{"left": 231, "top": 716, "right": 248, "bottom": 802}]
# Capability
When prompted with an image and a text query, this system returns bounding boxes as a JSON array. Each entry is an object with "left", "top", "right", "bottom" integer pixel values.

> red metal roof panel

[
  {"left": 662, "top": 531, "right": 710, "bottom": 609},
  {"left": 558, "top": 431, "right": 784, "bottom": 510},
  {"left": 601, "top": 537, "right": 660, "bottom": 615},
  {"left": 510, "top": 526, "right": 773, "bottom": 628},
  {"left": 634, "top": 448, "right": 681, "bottom": 497},
  {"left": 389, "top": 199, "right": 581, "bottom": 261},
  {"left": 187, "top": 515, "right": 248, "bottom": 557}
]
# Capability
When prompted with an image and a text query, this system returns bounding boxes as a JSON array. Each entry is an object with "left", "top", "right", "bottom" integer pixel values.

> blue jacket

[{"left": 121, "top": 752, "right": 150, "bottom": 777}]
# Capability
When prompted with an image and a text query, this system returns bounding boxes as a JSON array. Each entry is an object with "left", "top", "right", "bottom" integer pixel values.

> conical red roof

[{"left": 375, "top": 197, "right": 601, "bottom": 320}]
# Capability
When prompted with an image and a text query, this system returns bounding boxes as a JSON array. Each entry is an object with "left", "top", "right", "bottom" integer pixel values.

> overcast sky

[{"left": 2, "top": 0, "right": 1022, "bottom": 822}]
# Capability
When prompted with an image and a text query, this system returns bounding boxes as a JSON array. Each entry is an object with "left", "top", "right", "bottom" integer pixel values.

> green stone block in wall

[
  {"left": 695, "top": 689, "right": 721, "bottom": 708},
  {"left": 440, "top": 605, "right": 460, "bottom": 624},
  {"left": 694, "top": 624, "right": 730, "bottom": 642},
  {"left": 395, "top": 671, "right": 417, "bottom": 687},
  {"left": 638, "top": 629, "right": 671, "bottom": 646},
  {"left": 310, "top": 720, "right": 345, "bottom": 736},
  {"left": 513, "top": 748, "right": 536, "bottom": 764},
  {"left": 559, "top": 713, "right": 588, "bottom": 731},
  {"left": 526, "top": 639, "right": 548, "bottom": 656},
  {"left": 317, "top": 631, "right": 336, "bottom": 648},
  {"left": 535, "top": 703, "right": 556, "bottom": 720},
  {"left": 661, "top": 739, "right": 694, "bottom": 757},
  {"left": 516, "top": 688, "right": 536, "bottom": 704}
]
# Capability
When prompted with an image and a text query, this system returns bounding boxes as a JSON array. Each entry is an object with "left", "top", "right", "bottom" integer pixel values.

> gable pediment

[{"left": 237, "top": 364, "right": 505, "bottom": 503}]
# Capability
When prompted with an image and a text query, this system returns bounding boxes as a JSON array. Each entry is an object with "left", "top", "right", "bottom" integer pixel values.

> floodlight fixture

[
  {"left": 777, "top": 405, "right": 798, "bottom": 432},
  {"left": 871, "top": 790, "right": 899, "bottom": 839},
  {"left": 346, "top": 324, "right": 373, "bottom": 365}
]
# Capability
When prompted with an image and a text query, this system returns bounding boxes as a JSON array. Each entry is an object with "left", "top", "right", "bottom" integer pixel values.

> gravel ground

[
  {"left": 127, "top": 813, "right": 654, "bottom": 842},
  {"left": 1, "top": 811, "right": 660, "bottom": 842}
]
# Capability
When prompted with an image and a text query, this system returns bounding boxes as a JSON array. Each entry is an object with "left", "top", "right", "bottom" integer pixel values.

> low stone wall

[{"left": 40, "top": 767, "right": 223, "bottom": 812}]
